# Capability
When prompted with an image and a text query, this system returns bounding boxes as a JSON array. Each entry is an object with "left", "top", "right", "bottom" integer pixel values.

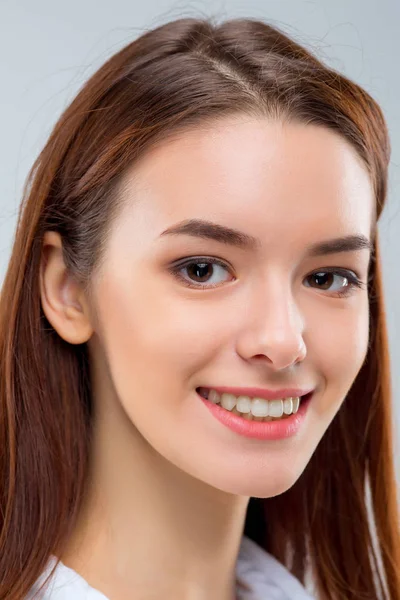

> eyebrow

[{"left": 159, "top": 218, "right": 373, "bottom": 256}]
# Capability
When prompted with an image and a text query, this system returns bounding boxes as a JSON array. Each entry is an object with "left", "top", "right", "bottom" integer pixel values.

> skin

[{"left": 40, "top": 116, "right": 374, "bottom": 600}]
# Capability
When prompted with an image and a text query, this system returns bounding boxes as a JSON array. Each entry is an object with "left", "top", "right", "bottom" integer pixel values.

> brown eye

[
  {"left": 305, "top": 269, "right": 365, "bottom": 297},
  {"left": 169, "top": 257, "right": 234, "bottom": 289},
  {"left": 309, "top": 272, "right": 336, "bottom": 290},
  {"left": 186, "top": 262, "right": 214, "bottom": 283}
]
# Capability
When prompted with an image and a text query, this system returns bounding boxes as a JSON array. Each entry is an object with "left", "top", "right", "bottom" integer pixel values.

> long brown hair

[{"left": 0, "top": 16, "right": 398, "bottom": 599}]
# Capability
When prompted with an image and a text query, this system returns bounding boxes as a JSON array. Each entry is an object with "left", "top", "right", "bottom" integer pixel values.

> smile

[
  {"left": 197, "top": 387, "right": 303, "bottom": 421},
  {"left": 196, "top": 388, "right": 314, "bottom": 440}
]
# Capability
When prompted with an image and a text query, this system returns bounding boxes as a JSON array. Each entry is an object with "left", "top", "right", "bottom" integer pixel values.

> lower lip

[{"left": 198, "top": 391, "right": 313, "bottom": 440}]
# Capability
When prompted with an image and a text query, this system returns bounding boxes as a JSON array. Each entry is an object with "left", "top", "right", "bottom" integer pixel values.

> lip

[
  {"left": 197, "top": 390, "right": 313, "bottom": 441},
  {"left": 198, "top": 385, "right": 315, "bottom": 401}
]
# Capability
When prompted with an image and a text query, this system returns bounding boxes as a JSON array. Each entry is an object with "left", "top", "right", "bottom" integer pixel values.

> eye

[
  {"left": 168, "top": 257, "right": 366, "bottom": 297},
  {"left": 304, "top": 269, "right": 366, "bottom": 297},
  {"left": 168, "top": 257, "right": 233, "bottom": 289}
]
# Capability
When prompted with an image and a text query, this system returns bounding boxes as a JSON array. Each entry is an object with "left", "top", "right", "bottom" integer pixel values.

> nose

[{"left": 235, "top": 279, "right": 306, "bottom": 371}]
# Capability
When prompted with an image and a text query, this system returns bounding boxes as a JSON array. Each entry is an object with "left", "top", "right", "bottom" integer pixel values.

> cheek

[
  {"left": 93, "top": 273, "right": 228, "bottom": 405},
  {"left": 309, "top": 296, "right": 370, "bottom": 410}
]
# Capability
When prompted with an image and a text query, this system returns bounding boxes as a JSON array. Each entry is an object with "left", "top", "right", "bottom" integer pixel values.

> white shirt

[{"left": 27, "top": 535, "right": 315, "bottom": 599}]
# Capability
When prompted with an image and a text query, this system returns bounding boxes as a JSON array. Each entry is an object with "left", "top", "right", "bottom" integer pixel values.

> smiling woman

[{"left": 0, "top": 15, "right": 399, "bottom": 600}]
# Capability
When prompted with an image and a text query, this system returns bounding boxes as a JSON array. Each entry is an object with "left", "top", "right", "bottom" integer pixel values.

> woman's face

[{"left": 88, "top": 116, "right": 374, "bottom": 498}]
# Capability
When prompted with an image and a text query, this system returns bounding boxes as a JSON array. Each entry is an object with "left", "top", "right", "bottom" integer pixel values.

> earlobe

[{"left": 40, "top": 231, "right": 94, "bottom": 344}]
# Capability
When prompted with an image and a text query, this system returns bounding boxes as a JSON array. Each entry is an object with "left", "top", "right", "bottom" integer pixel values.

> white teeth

[
  {"left": 208, "top": 389, "right": 220, "bottom": 404},
  {"left": 268, "top": 399, "right": 284, "bottom": 418},
  {"left": 220, "top": 393, "right": 236, "bottom": 411},
  {"left": 200, "top": 388, "right": 303, "bottom": 419},
  {"left": 283, "top": 398, "right": 293, "bottom": 415},
  {"left": 251, "top": 398, "right": 269, "bottom": 417},
  {"left": 236, "top": 396, "right": 252, "bottom": 413}
]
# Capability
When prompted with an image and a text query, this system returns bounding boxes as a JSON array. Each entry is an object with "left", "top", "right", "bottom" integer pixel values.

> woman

[{"left": 0, "top": 15, "right": 399, "bottom": 600}]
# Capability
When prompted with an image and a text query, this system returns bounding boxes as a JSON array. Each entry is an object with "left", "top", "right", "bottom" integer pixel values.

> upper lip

[{"left": 199, "top": 386, "right": 315, "bottom": 401}]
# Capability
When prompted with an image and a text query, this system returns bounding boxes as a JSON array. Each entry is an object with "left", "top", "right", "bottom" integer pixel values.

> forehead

[{"left": 117, "top": 116, "right": 375, "bottom": 251}]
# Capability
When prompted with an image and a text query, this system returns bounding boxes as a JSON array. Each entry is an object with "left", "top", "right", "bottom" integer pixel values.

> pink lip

[
  {"left": 198, "top": 391, "right": 313, "bottom": 441},
  {"left": 198, "top": 385, "right": 315, "bottom": 401}
]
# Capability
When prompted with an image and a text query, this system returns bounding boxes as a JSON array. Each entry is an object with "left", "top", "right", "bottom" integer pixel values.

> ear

[{"left": 39, "top": 231, "right": 94, "bottom": 344}]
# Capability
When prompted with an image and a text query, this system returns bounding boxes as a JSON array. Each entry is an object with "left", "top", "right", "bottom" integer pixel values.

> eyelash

[{"left": 168, "top": 256, "right": 367, "bottom": 298}]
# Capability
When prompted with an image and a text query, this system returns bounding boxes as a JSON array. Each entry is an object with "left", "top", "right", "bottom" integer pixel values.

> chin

[{"left": 199, "top": 461, "right": 308, "bottom": 499}]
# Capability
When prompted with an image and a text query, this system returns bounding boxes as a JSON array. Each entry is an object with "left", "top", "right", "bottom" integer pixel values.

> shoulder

[
  {"left": 27, "top": 538, "right": 315, "bottom": 600},
  {"left": 25, "top": 556, "right": 109, "bottom": 600},
  {"left": 237, "top": 535, "right": 316, "bottom": 599}
]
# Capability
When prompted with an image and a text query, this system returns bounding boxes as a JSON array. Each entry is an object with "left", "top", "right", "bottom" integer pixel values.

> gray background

[{"left": 1, "top": 0, "right": 399, "bottom": 478}]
